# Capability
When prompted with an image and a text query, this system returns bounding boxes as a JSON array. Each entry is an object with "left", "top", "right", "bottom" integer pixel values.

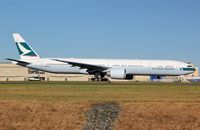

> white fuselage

[
  {"left": 22, "top": 58, "right": 194, "bottom": 76},
  {"left": 10, "top": 33, "right": 196, "bottom": 80}
]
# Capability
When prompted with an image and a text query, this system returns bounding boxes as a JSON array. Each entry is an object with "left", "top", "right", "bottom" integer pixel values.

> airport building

[
  {"left": 0, "top": 62, "right": 90, "bottom": 81},
  {"left": 0, "top": 62, "right": 199, "bottom": 82},
  {"left": 0, "top": 62, "right": 28, "bottom": 81}
]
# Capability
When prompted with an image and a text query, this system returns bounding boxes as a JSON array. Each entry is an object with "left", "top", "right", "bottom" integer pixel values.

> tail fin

[{"left": 13, "top": 33, "right": 40, "bottom": 60}]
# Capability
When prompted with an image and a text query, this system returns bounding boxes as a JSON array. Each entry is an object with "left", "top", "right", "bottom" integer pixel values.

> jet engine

[{"left": 109, "top": 69, "right": 133, "bottom": 80}]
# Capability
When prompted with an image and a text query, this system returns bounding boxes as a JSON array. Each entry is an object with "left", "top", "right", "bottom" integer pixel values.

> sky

[{"left": 0, "top": 0, "right": 200, "bottom": 66}]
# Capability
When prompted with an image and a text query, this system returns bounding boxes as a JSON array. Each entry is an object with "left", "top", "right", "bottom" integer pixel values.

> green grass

[{"left": 0, "top": 82, "right": 200, "bottom": 102}]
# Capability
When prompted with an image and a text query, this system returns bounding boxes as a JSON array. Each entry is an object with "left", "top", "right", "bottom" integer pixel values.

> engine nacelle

[{"left": 109, "top": 69, "right": 133, "bottom": 80}]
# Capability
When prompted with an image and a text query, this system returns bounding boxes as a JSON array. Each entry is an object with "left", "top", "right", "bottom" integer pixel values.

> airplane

[{"left": 7, "top": 33, "right": 196, "bottom": 81}]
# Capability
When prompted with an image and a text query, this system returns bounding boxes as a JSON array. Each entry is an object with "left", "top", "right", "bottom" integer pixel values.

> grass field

[
  {"left": 1, "top": 82, "right": 200, "bottom": 130},
  {"left": 0, "top": 82, "right": 200, "bottom": 102}
]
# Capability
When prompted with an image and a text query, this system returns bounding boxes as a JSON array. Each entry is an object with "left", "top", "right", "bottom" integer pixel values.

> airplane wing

[
  {"left": 52, "top": 59, "right": 109, "bottom": 74},
  {"left": 6, "top": 58, "right": 30, "bottom": 66}
]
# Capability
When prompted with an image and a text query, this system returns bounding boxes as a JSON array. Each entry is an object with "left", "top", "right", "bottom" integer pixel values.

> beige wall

[
  {"left": 0, "top": 63, "right": 27, "bottom": 76},
  {"left": 134, "top": 76, "right": 150, "bottom": 82},
  {"left": 45, "top": 74, "right": 90, "bottom": 81},
  {"left": 0, "top": 63, "right": 28, "bottom": 81}
]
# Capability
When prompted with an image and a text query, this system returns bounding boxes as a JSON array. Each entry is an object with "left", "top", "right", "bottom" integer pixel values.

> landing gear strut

[
  {"left": 90, "top": 73, "right": 108, "bottom": 82},
  {"left": 91, "top": 78, "right": 96, "bottom": 82}
]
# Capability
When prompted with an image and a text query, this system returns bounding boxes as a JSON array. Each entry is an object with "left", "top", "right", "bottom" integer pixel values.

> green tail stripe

[{"left": 15, "top": 42, "right": 23, "bottom": 55}]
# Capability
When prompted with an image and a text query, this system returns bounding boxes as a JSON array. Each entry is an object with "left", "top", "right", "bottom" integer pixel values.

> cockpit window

[{"left": 187, "top": 65, "right": 193, "bottom": 67}]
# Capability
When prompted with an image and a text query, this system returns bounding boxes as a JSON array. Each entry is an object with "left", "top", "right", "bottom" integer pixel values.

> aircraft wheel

[
  {"left": 101, "top": 78, "right": 108, "bottom": 81},
  {"left": 91, "top": 78, "right": 96, "bottom": 82}
]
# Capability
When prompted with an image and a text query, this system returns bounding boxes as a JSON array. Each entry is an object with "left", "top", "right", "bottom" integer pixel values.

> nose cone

[
  {"left": 180, "top": 63, "right": 196, "bottom": 75},
  {"left": 178, "top": 62, "right": 197, "bottom": 75}
]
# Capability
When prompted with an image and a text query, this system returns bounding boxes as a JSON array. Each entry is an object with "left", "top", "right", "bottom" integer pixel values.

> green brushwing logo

[
  {"left": 180, "top": 68, "right": 196, "bottom": 71},
  {"left": 16, "top": 42, "right": 37, "bottom": 56}
]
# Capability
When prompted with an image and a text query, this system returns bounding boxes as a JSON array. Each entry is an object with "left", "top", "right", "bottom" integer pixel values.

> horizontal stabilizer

[{"left": 6, "top": 58, "right": 30, "bottom": 66}]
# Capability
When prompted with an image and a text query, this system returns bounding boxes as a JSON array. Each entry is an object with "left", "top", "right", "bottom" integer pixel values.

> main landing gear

[
  {"left": 90, "top": 72, "right": 109, "bottom": 82},
  {"left": 90, "top": 78, "right": 109, "bottom": 82}
]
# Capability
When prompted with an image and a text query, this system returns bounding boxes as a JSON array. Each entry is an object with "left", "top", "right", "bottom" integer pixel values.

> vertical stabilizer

[{"left": 13, "top": 33, "right": 40, "bottom": 60}]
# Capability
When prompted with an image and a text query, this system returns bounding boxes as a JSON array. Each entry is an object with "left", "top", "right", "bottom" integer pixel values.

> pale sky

[{"left": 0, "top": 0, "right": 200, "bottom": 66}]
